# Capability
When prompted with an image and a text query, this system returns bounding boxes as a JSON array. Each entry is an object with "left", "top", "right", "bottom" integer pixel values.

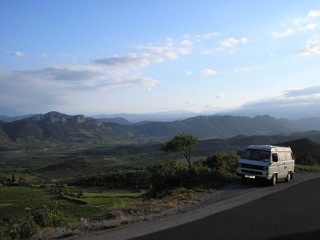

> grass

[
  {"left": 57, "top": 187, "right": 144, "bottom": 208},
  {"left": 0, "top": 187, "right": 98, "bottom": 224},
  {"left": 295, "top": 164, "right": 320, "bottom": 172},
  {"left": 0, "top": 186, "right": 144, "bottom": 227}
]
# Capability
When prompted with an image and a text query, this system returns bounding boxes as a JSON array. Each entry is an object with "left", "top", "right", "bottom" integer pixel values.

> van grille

[
  {"left": 242, "top": 170, "right": 263, "bottom": 175},
  {"left": 241, "top": 163, "right": 265, "bottom": 171}
]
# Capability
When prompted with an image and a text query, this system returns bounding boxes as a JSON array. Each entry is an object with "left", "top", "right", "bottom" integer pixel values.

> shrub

[
  {"left": 205, "top": 152, "right": 239, "bottom": 176},
  {"left": 32, "top": 203, "right": 65, "bottom": 228},
  {"left": 0, "top": 204, "right": 65, "bottom": 240},
  {"left": 146, "top": 160, "right": 186, "bottom": 197},
  {"left": 296, "top": 152, "right": 316, "bottom": 166}
]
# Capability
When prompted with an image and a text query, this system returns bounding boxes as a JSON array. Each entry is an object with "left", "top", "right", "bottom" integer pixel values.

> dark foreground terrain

[
  {"left": 72, "top": 172, "right": 320, "bottom": 240},
  {"left": 134, "top": 176, "right": 320, "bottom": 240}
]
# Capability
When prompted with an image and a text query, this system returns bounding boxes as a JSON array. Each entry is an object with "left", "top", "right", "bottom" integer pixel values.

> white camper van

[{"left": 236, "top": 145, "right": 295, "bottom": 186}]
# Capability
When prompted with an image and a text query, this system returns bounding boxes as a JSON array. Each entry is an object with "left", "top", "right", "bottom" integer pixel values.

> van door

[
  {"left": 277, "top": 152, "right": 287, "bottom": 178},
  {"left": 270, "top": 153, "right": 279, "bottom": 177},
  {"left": 284, "top": 152, "right": 294, "bottom": 175}
]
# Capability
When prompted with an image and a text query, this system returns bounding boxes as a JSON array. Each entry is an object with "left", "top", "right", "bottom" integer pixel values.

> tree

[
  {"left": 11, "top": 174, "right": 16, "bottom": 182},
  {"left": 297, "top": 152, "right": 316, "bottom": 166},
  {"left": 161, "top": 133, "right": 199, "bottom": 173}
]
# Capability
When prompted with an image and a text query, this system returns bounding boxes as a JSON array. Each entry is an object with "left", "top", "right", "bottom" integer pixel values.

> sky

[{"left": 1, "top": 0, "right": 320, "bottom": 117}]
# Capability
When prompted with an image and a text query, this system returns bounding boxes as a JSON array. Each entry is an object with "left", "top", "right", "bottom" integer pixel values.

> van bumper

[{"left": 236, "top": 173, "right": 271, "bottom": 181}]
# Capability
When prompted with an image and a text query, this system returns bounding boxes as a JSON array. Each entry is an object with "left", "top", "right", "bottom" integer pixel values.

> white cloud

[
  {"left": 39, "top": 53, "right": 49, "bottom": 58},
  {"left": 186, "top": 70, "right": 193, "bottom": 76},
  {"left": 216, "top": 93, "right": 226, "bottom": 99},
  {"left": 220, "top": 37, "right": 249, "bottom": 47},
  {"left": 240, "top": 37, "right": 250, "bottom": 44},
  {"left": 135, "top": 41, "right": 190, "bottom": 61},
  {"left": 220, "top": 38, "right": 239, "bottom": 47},
  {"left": 283, "top": 86, "right": 320, "bottom": 97},
  {"left": 180, "top": 39, "right": 193, "bottom": 46},
  {"left": 271, "top": 29, "right": 294, "bottom": 38},
  {"left": 202, "top": 68, "right": 217, "bottom": 76},
  {"left": 271, "top": 10, "right": 320, "bottom": 40},
  {"left": 295, "top": 10, "right": 320, "bottom": 25},
  {"left": 183, "top": 32, "right": 220, "bottom": 42},
  {"left": 14, "top": 51, "right": 24, "bottom": 57},
  {"left": 299, "top": 38, "right": 320, "bottom": 56},
  {"left": 242, "top": 85, "right": 320, "bottom": 110},
  {"left": 5, "top": 51, "right": 25, "bottom": 57},
  {"left": 95, "top": 54, "right": 151, "bottom": 68},
  {"left": 304, "top": 23, "right": 318, "bottom": 30},
  {"left": 0, "top": 37, "right": 197, "bottom": 112},
  {"left": 294, "top": 10, "right": 320, "bottom": 27},
  {"left": 308, "top": 10, "right": 320, "bottom": 18},
  {"left": 202, "top": 32, "right": 220, "bottom": 40}
]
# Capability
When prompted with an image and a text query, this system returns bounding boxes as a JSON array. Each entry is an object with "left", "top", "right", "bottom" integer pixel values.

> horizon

[
  {"left": 1, "top": 108, "right": 320, "bottom": 123},
  {"left": 1, "top": 1, "right": 320, "bottom": 117}
]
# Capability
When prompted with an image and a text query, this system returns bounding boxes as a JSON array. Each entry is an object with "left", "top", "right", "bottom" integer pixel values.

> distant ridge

[
  {"left": 0, "top": 111, "right": 319, "bottom": 142},
  {"left": 1, "top": 111, "right": 110, "bottom": 141}
]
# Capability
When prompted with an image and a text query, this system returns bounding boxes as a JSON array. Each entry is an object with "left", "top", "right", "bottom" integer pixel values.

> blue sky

[{"left": 1, "top": 0, "right": 320, "bottom": 116}]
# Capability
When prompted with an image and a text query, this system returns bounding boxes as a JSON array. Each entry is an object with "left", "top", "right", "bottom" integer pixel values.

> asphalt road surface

[
  {"left": 72, "top": 172, "right": 320, "bottom": 240},
  {"left": 133, "top": 176, "right": 320, "bottom": 240}
]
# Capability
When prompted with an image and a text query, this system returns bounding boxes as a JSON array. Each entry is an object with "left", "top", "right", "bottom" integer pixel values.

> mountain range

[{"left": 0, "top": 111, "right": 320, "bottom": 143}]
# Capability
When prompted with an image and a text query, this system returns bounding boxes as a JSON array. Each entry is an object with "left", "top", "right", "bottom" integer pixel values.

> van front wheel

[
  {"left": 241, "top": 176, "right": 247, "bottom": 183},
  {"left": 270, "top": 174, "right": 277, "bottom": 186}
]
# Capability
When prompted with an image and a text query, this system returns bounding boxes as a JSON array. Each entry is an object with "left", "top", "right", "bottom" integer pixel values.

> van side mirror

[{"left": 272, "top": 153, "right": 278, "bottom": 162}]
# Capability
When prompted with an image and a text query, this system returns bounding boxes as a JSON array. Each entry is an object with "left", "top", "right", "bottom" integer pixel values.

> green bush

[
  {"left": 296, "top": 152, "right": 317, "bottom": 166},
  {"left": 146, "top": 159, "right": 221, "bottom": 198},
  {"left": 146, "top": 160, "right": 186, "bottom": 197},
  {"left": 31, "top": 203, "right": 65, "bottom": 228},
  {"left": 0, "top": 203, "right": 65, "bottom": 239},
  {"left": 205, "top": 152, "right": 239, "bottom": 176}
]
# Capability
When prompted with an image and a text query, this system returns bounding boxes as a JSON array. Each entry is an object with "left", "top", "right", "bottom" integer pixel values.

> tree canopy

[{"left": 161, "top": 133, "right": 199, "bottom": 172}]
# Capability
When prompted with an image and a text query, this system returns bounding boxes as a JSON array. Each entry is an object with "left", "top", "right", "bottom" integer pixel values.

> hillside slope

[
  {"left": 0, "top": 112, "right": 316, "bottom": 143},
  {"left": 130, "top": 115, "right": 298, "bottom": 138},
  {"left": 0, "top": 111, "right": 128, "bottom": 143}
]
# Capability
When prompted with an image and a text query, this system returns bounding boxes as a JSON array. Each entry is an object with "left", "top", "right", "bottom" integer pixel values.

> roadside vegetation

[{"left": 1, "top": 133, "right": 320, "bottom": 239}]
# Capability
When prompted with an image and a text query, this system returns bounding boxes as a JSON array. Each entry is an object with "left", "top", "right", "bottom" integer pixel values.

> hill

[
  {"left": 33, "top": 157, "right": 104, "bottom": 180},
  {"left": 0, "top": 111, "right": 129, "bottom": 143},
  {"left": 80, "top": 131, "right": 320, "bottom": 168},
  {"left": 1, "top": 111, "right": 319, "bottom": 144},
  {"left": 129, "top": 115, "right": 298, "bottom": 138}
]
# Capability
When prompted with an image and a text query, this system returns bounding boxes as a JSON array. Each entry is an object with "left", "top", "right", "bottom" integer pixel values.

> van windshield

[{"left": 242, "top": 149, "right": 271, "bottom": 161}]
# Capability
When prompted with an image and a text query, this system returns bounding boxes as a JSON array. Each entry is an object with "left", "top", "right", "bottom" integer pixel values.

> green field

[
  {"left": 0, "top": 186, "right": 102, "bottom": 223},
  {"left": 0, "top": 186, "right": 143, "bottom": 237}
]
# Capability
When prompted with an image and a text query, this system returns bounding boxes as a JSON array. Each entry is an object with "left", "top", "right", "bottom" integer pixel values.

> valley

[{"left": 1, "top": 111, "right": 320, "bottom": 239}]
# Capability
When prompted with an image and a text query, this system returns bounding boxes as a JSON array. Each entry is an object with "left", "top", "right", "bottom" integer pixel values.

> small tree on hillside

[{"left": 161, "top": 133, "right": 199, "bottom": 173}]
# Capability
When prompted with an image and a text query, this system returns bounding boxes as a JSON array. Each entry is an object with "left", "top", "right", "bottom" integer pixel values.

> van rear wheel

[
  {"left": 270, "top": 174, "right": 277, "bottom": 186},
  {"left": 286, "top": 172, "right": 291, "bottom": 182}
]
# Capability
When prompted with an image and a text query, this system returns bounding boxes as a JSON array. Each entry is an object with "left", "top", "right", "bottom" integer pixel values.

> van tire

[
  {"left": 241, "top": 176, "right": 247, "bottom": 183},
  {"left": 286, "top": 172, "right": 291, "bottom": 182},
  {"left": 270, "top": 174, "right": 277, "bottom": 186}
]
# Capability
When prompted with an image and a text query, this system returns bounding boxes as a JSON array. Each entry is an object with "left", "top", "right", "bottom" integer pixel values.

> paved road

[{"left": 133, "top": 177, "right": 320, "bottom": 240}]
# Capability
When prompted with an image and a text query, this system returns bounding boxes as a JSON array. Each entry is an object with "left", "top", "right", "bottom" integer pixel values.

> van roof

[{"left": 247, "top": 145, "right": 292, "bottom": 151}]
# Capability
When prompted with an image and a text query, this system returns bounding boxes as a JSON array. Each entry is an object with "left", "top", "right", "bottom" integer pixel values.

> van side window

[
  {"left": 286, "top": 152, "right": 292, "bottom": 160},
  {"left": 272, "top": 153, "right": 278, "bottom": 162}
]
